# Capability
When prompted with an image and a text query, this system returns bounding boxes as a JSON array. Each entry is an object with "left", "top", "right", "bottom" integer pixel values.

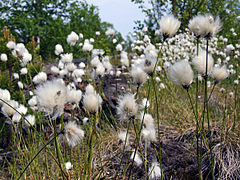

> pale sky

[{"left": 86, "top": 0, "right": 147, "bottom": 38}]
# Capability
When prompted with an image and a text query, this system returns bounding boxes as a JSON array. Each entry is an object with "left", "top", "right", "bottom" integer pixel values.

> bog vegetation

[{"left": 0, "top": 0, "right": 240, "bottom": 180}]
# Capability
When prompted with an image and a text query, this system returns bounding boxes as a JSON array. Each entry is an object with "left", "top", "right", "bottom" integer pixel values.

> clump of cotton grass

[
  {"left": 130, "top": 67, "right": 148, "bottom": 87},
  {"left": 189, "top": 14, "right": 221, "bottom": 39},
  {"left": 118, "top": 130, "right": 130, "bottom": 146},
  {"left": 64, "top": 121, "right": 84, "bottom": 147},
  {"left": 192, "top": 49, "right": 214, "bottom": 76},
  {"left": 158, "top": 14, "right": 181, "bottom": 40},
  {"left": 34, "top": 79, "right": 68, "bottom": 118},
  {"left": 117, "top": 93, "right": 138, "bottom": 121},
  {"left": 130, "top": 151, "right": 142, "bottom": 166},
  {"left": 211, "top": 65, "right": 229, "bottom": 84},
  {"left": 67, "top": 31, "right": 79, "bottom": 46},
  {"left": 168, "top": 60, "right": 194, "bottom": 90},
  {"left": 148, "top": 162, "right": 162, "bottom": 180}
]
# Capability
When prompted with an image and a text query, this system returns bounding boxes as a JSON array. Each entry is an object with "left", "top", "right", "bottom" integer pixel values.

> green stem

[
  {"left": 151, "top": 76, "right": 163, "bottom": 180},
  {"left": 17, "top": 130, "right": 64, "bottom": 180}
]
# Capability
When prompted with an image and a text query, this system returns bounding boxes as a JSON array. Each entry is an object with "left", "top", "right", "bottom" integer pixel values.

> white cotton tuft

[
  {"left": 67, "top": 89, "right": 82, "bottom": 104},
  {"left": 130, "top": 152, "right": 142, "bottom": 166},
  {"left": 20, "top": 68, "right": 28, "bottom": 75},
  {"left": 149, "top": 162, "right": 162, "bottom": 179},
  {"left": 1, "top": 53, "right": 8, "bottom": 62},
  {"left": 34, "top": 79, "right": 67, "bottom": 118},
  {"left": 0, "top": 89, "right": 11, "bottom": 105},
  {"left": 1, "top": 100, "right": 19, "bottom": 117},
  {"left": 130, "top": 67, "right": 147, "bottom": 86},
  {"left": 168, "top": 60, "right": 194, "bottom": 89},
  {"left": 118, "top": 131, "right": 130, "bottom": 146},
  {"left": 24, "top": 114, "right": 36, "bottom": 127},
  {"left": 6, "top": 41, "right": 16, "bottom": 49},
  {"left": 82, "top": 92, "right": 102, "bottom": 113},
  {"left": 55, "top": 44, "right": 63, "bottom": 55},
  {"left": 67, "top": 31, "right": 79, "bottom": 46},
  {"left": 85, "top": 84, "right": 95, "bottom": 94},
  {"left": 158, "top": 14, "right": 181, "bottom": 38},
  {"left": 188, "top": 14, "right": 221, "bottom": 38},
  {"left": 192, "top": 50, "right": 214, "bottom": 75},
  {"left": 117, "top": 93, "right": 138, "bottom": 121},
  {"left": 211, "top": 65, "right": 228, "bottom": 83},
  {"left": 116, "top": 44, "right": 123, "bottom": 51},
  {"left": 61, "top": 53, "right": 73, "bottom": 63},
  {"left": 64, "top": 121, "right": 84, "bottom": 147},
  {"left": 33, "top": 72, "right": 47, "bottom": 84},
  {"left": 51, "top": 66, "right": 60, "bottom": 75}
]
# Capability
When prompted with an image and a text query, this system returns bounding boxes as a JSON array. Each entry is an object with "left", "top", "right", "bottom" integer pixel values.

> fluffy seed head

[
  {"left": 168, "top": 60, "right": 194, "bottom": 89},
  {"left": 67, "top": 89, "right": 82, "bottom": 104},
  {"left": 64, "top": 121, "right": 84, "bottom": 147},
  {"left": 1, "top": 53, "right": 7, "bottom": 62},
  {"left": 139, "top": 112, "right": 155, "bottom": 128},
  {"left": 117, "top": 93, "right": 138, "bottom": 120},
  {"left": 34, "top": 79, "right": 67, "bottom": 118},
  {"left": 158, "top": 14, "right": 181, "bottom": 39},
  {"left": 118, "top": 131, "right": 130, "bottom": 146},
  {"left": 192, "top": 50, "right": 214, "bottom": 75},
  {"left": 149, "top": 162, "right": 161, "bottom": 179},
  {"left": 130, "top": 67, "right": 147, "bottom": 86},
  {"left": 0, "top": 89, "right": 11, "bottom": 105},
  {"left": 130, "top": 152, "right": 142, "bottom": 166},
  {"left": 55, "top": 44, "right": 63, "bottom": 55},
  {"left": 211, "top": 65, "right": 228, "bottom": 83},
  {"left": 189, "top": 15, "right": 221, "bottom": 38},
  {"left": 1, "top": 100, "right": 19, "bottom": 117},
  {"left": 61, "top": 53, "right": 73, "bottom": 63},
  {"left": 83, "top": 92, "right": 102, "bottom": 113},
  {"left": 67, "top": 31, "right": 79, "bottom": 46},
  {"left": 142, "top": 127, "right": 156, "bottom": 142},
  {"left": 24, "top": 114, "right": 36, "bottom": 127}
]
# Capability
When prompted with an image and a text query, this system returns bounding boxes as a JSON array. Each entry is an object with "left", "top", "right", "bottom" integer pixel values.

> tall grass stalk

[{"left": 151, "top": 76, "right": 163, "bottom": 180}]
